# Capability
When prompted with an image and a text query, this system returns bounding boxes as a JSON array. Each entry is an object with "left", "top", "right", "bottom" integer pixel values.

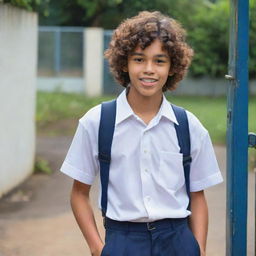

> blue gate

[{"left": 225, "top": 0, "right": 253, "bottom": 255}]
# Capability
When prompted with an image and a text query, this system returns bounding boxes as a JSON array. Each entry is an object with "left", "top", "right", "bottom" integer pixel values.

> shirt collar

[
  {"left": 115, "top": 89, "right": 179, "bottom": 126},
  {"left": 115, "top": 89, "right": 134, "bottom": 125},
  {"left": 160, "top": 95, "right": 179, "bottom": 125}
]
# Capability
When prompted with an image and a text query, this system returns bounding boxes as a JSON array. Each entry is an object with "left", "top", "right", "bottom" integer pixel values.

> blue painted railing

[{"left": 226, "top": 0, "right": 249, "bottom": 255}]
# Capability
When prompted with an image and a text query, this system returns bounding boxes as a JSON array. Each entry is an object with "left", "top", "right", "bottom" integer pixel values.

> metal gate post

[
  {"left": 226, "top": 0, "right": 249, "bottom": 255},
  {"left": 54, "top": 28, "right": 61, "bottom": 74}
]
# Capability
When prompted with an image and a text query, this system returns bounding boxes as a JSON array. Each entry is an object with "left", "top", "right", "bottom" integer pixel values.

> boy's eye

[
  {"left": 134, "top": 58, "right": 143, "bottom": 62},
  {"left": 156, "top": 59, "right": 166, "bottom": 64}
]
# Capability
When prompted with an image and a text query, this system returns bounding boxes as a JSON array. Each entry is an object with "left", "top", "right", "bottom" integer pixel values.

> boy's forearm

[
  {"left": 71, "top": 183, "right": 104, "bottom": 255},
  {"left": 189, "top": 190, "right": 208, "bottom": 256}
]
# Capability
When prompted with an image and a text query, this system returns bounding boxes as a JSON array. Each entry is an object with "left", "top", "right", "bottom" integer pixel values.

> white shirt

[{"left": 60, "top": 90, "right": 223, "bottom": 222}]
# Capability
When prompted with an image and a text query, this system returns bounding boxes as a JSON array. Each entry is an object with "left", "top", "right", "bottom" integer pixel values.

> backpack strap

[
  {"left": 171, "top": 104, "right": 192, "bottom": 210},
  {"left": 98, "top": 100, "right": 117, "bottom": 216},
  {"left": 98, "top": 100, "right": 192, "bottom": 216}
]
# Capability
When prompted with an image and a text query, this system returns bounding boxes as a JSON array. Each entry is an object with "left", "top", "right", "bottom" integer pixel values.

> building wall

[{"left": 0, "top": 4, "right": 38, "bottom": 197}]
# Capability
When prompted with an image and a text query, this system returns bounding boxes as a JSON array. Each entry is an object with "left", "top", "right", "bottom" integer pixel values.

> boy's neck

[{"left": 126, "top": 87, "right": 163, "bottom": 124}]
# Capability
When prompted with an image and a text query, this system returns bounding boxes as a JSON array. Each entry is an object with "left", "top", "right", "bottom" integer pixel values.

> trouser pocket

[
  {"left": 100, "top": 244, "right": 107, "bottom": 256},
  {"left": 180, "top": 225, "right": 201, "bottom": 256}
]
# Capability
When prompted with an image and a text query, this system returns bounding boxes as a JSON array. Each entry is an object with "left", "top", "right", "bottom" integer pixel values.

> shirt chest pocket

[{"left": 158, "top": 151, "right": 185, "bottom": 191}]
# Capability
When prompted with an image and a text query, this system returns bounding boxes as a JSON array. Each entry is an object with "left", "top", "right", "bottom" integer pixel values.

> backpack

[{"left": 98, "top": 99, "right": 191, "bottom": 217}]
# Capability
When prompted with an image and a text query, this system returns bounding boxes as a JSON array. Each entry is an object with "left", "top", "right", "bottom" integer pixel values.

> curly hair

[{"left": 104, "top": 11, "right": 194, "bottom": 91}]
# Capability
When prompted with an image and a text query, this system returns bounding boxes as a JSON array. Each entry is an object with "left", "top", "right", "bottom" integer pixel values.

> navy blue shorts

[{"left": 101, "top": 217, "right": 200, "bottom": 256}]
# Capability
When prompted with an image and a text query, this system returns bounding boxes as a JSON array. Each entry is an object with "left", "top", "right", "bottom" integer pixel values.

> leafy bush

[
  {"left": 249, "top": 1, "right": 256, "bottom": 78},
  {"left": 3, "top": 0, "right": 49, "bottom": 15},
  {"left": 34, "top": 157, "right": 52, "bottom": 174},
  {"left": 187, "top": 1, "right": 229, "bottom": 77}
]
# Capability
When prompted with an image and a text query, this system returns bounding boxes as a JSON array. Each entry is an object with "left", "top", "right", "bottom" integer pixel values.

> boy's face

[{"left": 126, "top": 39, "right": 171, "bottom": 99}]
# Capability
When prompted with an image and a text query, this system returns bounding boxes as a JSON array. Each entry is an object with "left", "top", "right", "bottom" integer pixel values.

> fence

[
  {"left": 37, "top": 27, "right": 256, "bottom": 96},
  {"left": 38, "top": 26, "right": 83, "bottom": 77}
]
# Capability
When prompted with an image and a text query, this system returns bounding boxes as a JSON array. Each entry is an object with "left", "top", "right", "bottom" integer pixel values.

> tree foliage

[
  {"left": 187, "top": 0, "right": 229, "bottom": 77},
  {"left": 3, "top": 0, "right": 50, "bottom": 16},
  {"left": 249, "top": 0, "right": 256, "bottom": 78}
]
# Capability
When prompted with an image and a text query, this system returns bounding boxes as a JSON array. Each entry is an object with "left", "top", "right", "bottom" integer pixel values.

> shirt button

[
  {"left": 146, "top": 196, "right": 151, "bottom": 202},
  {"left": 144, "top": 149, "right": 148, "bottom": 153},
  {"left": 144, "top": 168, "right": 149, "bottom": 173}
]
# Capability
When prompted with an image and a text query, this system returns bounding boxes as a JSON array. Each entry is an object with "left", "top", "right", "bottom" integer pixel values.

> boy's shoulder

[
  {"left": 185, "top": 109, "right": 206, "bottom": 130},
  {"left": 78, "top": 99, "right": 209, "bottom": 142},
  {"left": 78, "top": 96, "right": 119, "bottom": 130},
  {"left": 167, "top": 99, "right": 208, "bottom": 137},
  {"left": 183, "top": 108, "right": 209, "bottom": 143},
  {"left": 79, "top": 103, "right": 102, "bottom": 130}
]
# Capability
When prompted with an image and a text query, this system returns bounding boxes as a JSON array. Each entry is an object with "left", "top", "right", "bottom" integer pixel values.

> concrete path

[{"left": 0, "top": 136, "right": 254, "bottom": 256}]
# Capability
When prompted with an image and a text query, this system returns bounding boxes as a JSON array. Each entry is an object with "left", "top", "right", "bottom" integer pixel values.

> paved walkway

[{"left": 0, "top": 136, "right": 254, "bottom": 256}]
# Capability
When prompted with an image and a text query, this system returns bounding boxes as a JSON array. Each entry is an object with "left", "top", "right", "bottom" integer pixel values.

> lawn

[
  {"left": 36, "top": 91, "right": 256, "bottom": 145},
  {"left": 167, "top": 95, "right": 227, "bottom": 144}
]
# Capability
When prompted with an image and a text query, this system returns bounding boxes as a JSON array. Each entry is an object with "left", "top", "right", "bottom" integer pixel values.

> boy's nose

[{"left": 144, "top": 62, "right": 155, "bottom": 74}]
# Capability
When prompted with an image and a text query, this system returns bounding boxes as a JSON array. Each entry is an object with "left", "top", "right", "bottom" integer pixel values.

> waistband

[{"left": 104, "top": 217, "right": 187, "bottom": 232}]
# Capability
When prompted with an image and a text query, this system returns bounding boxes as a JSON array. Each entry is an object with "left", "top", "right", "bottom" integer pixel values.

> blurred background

[{"left": 0, "top": 0, "right": 255, "bottom": 255}]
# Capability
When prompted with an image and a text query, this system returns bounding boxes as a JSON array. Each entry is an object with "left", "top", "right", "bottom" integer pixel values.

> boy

[{"left": 60, "top": 11, "right": 223, "bottom": 256}]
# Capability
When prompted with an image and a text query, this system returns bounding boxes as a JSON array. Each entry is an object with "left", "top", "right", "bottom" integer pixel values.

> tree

[
  {"left": 249, "top": 0, "right": 256, "bottom": 78},
  {"left": 187, "top": 0, "right": 229, "bottom": 77},
  {"left": 39, "top": 0, "right": 158, "bottom": 27},
  {"left": 3, "top": 0, "right": 50, "bottom": 15}
]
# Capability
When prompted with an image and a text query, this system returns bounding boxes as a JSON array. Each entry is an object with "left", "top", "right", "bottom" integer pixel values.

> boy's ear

[
  {"left": 169, "top": 71, "right": 174, "bottom": 76},
  {"left": 123, "top": 67, "right": 128, "bottom": 72}
]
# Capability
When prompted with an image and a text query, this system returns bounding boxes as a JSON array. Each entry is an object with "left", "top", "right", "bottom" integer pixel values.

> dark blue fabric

[
  {"left": 98, "top": 100, "right": 191, "bottom": 215},
  {"left": 101, "top": 218, "right": 200, "bottom": 256},
  {"left": 104, "top": 217, "right": 187, "bottom": 231},
  {"left": 98, "top": 100, "right": 116, "bottom": 216}
]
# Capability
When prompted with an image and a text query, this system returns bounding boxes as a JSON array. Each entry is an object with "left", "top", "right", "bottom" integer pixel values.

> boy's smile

[{"left": 126, "top": 39, "right": 171, "bottom": 101}]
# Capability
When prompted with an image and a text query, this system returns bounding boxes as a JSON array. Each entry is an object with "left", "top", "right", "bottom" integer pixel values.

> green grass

[
  {"left": 36, "top": 91, "right": 113, "bottom": 124},
  {"left": 36, "top": 91, "right": 256, "bottom": 145},
  {"left": 169, "top": 94, "right": 256, "bottom": 145},
  {"left": 168, "top": 96, "right": 227, "bottom": 144},
  {"left": 34, "top": 157, "right": 52, "bottom": 174}
]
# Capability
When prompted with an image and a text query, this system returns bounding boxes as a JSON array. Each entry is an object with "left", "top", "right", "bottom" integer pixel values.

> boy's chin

[{"left": 136, "top": 89, "right": 163, "bottom": 98}]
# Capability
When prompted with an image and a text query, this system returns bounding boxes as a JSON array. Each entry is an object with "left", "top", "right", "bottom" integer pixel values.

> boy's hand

[
  {"left": 91, "top": 244, "right": 104, "bottom": 256},
  {"left": 200, "top": 249, "right": 206, "bottom": 256}
]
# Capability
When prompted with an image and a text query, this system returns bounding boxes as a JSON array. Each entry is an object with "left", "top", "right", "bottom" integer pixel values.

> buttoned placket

[{"left": 139, "top": 115, "right": 161, "bottom": 218}]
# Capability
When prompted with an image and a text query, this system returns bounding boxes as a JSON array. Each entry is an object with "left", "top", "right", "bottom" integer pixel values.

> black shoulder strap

[
  {"left": 172, "top": 104, "right": 192, "bottom": 209},
  {"left": 98, "top": 100, "right": 116, "bottom": 216}
]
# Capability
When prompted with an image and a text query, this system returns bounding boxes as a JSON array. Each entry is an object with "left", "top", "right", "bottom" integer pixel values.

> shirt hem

[
  {"left": 190, "top": 172, "right": 223, "bottom": 192},
  {"left": 60, "top": 161, "right": 95, "bottom": 185}
]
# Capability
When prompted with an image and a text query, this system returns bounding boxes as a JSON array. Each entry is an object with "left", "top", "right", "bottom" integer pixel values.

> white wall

[{"left": 0, "top": 4, "right": 38, "bottom": 197}]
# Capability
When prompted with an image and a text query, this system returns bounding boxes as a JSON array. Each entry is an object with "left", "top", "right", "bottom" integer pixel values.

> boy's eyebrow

[
  {"left": 131, "top": 52, "right": 169, "bottom": 58},
  {"left": 155, "top": 54, "right": 169, "bottom": 58},
  {"left": 130, "top": 52, "right": 144, "bottom": 56}
]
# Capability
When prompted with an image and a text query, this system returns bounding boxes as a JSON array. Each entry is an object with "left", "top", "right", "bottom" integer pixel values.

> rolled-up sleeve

[
  {"left": 60, "top": 119, "right": 99, "bottom": 185},
  {"left": 190, "top": 132, "right": 223, "bottom": 192}
]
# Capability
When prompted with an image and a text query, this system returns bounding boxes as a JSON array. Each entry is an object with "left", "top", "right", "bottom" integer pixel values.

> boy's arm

[
  {"left": 189, "top": 190, "right": 208, "bottom": 256},
  {"left": 70, "top": 180, "right": 104, "bottom": 256}
]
